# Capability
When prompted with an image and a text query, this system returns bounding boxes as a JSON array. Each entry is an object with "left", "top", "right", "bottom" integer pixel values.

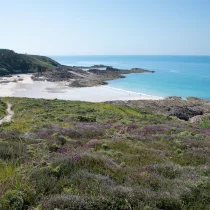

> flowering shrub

[
  {"left": 200, "top": 127, "right": 210, "bottom": 136},
  {"left": 0, "top": 131, "right": 21, "bottom": 140},
  {"left": 1, "top": 98, "right": 210, "bottom": 209},
  {"left": 61, "top": 123, "right": 109, "bottom": 139},
  {"left": 124, "top": 124, "right": 170, "bottom": 136},
  {"left": 0, "top": 141, "right": 26, "bottom": 160},
  {"left": 37, "top": 131, "right": 52, "bottom": 139},
  {"left": 84, "top": 141, "right": 101, "bottom": 148}
]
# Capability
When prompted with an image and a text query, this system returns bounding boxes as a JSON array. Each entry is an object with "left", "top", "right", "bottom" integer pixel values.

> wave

[{"left": 105, "top": 86, "right": 163, "bottom": 99}]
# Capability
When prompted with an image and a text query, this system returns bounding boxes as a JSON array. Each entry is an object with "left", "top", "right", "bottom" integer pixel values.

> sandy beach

[{"left": 0, "top": 74, "right": 163, "bottom": 102}]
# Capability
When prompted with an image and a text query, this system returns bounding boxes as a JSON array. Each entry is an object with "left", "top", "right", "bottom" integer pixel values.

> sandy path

[{"left": 0, "top": 104, "right": 14, "bottom": 125}]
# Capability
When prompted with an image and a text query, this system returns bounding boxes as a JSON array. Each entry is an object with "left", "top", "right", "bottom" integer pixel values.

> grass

[
  {"left": 199, "top": 118, "right": 210, "bottom": 129},
  {"left": 0, "top": 100, "right": 6, "bottom": 119},
  {"left": 0, "top": 97, "right": 210, "bottom": 209}
]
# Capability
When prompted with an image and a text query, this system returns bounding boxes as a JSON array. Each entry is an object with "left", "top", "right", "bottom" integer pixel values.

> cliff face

[{"left": 0, "top": 49, "right": 60, "bottom": 75}]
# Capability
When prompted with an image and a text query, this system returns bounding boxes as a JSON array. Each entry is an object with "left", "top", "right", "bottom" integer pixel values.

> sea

[{"left": 51, "top": 55, "right": 210, "bottom": 100}]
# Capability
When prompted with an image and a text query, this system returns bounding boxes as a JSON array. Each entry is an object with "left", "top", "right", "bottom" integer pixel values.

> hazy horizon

[
  {"left": 49, "top": 54, "right": 210, "bottom": 56},
  {"left": 1, "top": 0, "right": 210, "bottom": 56}
]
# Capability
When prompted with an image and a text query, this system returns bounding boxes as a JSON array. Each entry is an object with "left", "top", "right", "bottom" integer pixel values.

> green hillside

[
  {"left": 0, "top": 97, "right": 210, "bottom": 209},
  {"left": 0, "top": 49, "right": 60, "bottom": 76}
]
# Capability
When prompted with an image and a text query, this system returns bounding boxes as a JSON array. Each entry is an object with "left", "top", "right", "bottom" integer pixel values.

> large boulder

[
  {"left": 189, "top": 113, "right": 210, "bottom": 124},
  {"left": 168, "top": 107, "right": 203, "bottom": 121}
]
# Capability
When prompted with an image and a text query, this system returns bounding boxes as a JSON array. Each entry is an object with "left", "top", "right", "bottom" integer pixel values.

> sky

[{"left": 0, "top": 0, "right": 210, "bottom": 55}]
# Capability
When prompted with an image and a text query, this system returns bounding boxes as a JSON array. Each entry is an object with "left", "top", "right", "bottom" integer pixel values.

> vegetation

[
  {"left": 0, "top": 97, "right": 210, "bottom": 209},
  {"left": 0, "top": 49, "right": 60, "bottom": 75},
  {"left": 0, "top": 100, "right": 6, "bottom": 119}
]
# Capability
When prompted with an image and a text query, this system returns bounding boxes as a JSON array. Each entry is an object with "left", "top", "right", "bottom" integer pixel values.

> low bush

[
  {"left": 0, "top": 142, "right": 26, "bottom": 161},
  {"left": 0, "top": 98, "right": 210, "bottom": 209},
  {"left": 0, "top": 190, "right": 24, "bottom": 210}
]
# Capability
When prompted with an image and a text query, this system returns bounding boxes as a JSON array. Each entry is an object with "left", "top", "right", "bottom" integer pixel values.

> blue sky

[{"left": 0, "top": 0, "right": 210, "bottom": 55}]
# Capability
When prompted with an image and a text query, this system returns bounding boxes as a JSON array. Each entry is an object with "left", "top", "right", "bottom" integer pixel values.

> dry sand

[{"left": 0, "top": 74, "right": 163, "bottom": 102}]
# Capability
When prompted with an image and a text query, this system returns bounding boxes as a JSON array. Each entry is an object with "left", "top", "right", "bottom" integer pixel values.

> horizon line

[{"left": 47, "top": 54, "right": 210, "bottom": 57}]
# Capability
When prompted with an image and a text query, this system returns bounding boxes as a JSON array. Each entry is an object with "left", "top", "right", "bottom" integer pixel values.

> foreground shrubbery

[
  {"left": 0, "top": 100, "right": 6, "bottom": 119},
  {"left": 0, "top": 98, "right": 210, "bottom": 209}
]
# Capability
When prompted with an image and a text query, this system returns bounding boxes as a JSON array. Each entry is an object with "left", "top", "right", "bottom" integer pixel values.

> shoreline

[
  {"left": 103, "top": 86, "right": 162, "bottom": 100},
  {"left": 0, "top": 74, "right": 209, "bottom": 123},
  {"left": 0, "top": 74, "right": 162, "bottom": 102}
]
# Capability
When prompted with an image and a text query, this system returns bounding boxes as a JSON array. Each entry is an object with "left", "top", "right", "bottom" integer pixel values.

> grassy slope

[
  {"left": 0, "top": 100, "right": 6, "bottom": 119},
  {"left": 24, "top": 54, "right": 60, "bottom": 70},
  {"left": 0, "top": 49, "right": 59, "bottom": 75},
  {"left": 0, "top": 98, "right": 210, "bottom": 209}
]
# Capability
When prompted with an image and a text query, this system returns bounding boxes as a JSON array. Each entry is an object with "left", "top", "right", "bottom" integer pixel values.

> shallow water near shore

[{"left": 51, "top": 55, "right": 210, "bottom": 100}]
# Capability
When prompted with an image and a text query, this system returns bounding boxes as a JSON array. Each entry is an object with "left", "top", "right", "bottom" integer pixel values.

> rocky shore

[
  {"left": 0, "top": 75, "right": 24, "bottom": 84},
  {"left": 106, "top": 97, "right": 210, "bottom": 123},
  {"left": 32, "top": 65, "right": 154, "bottom": 87}
]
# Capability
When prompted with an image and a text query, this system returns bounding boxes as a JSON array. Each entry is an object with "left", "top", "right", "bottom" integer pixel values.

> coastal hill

[{"left": 0, "top": 49, "right": 60, "bottom": 75}]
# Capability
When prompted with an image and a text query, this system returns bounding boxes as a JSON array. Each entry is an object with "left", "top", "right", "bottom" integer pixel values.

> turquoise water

[{"left": 51, "top": 56, "right": 210, "bottom": 100}]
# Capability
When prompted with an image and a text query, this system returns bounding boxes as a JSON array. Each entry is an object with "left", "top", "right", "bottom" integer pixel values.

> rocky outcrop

[
  {"left": 32, "top": 65, "right": 154, "bottom": 88},
  {"left": 106, "top": 97, "right": 210, "bottom": 122},
  {"left": 91, "top": 64, "right": 110, "bottom": 68},
  {"left": 189, "top": 113, "right": 210, "bottom": 124},
  {"left": 168, "top": 107, "right": 203, "bottom": 121},
  {"left": 70, "top": 79, "right": 107, "bottom": 88}
]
